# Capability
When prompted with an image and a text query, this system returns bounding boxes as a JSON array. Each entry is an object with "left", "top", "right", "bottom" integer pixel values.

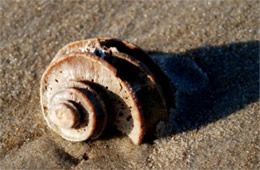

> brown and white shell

[{"left": 40, "top": 38, "right": 173, "bottom": 145}]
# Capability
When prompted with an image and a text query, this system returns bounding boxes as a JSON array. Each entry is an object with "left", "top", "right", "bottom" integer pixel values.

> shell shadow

[{"left": 147, "top": 41, "right": 259, "bottom": 137}]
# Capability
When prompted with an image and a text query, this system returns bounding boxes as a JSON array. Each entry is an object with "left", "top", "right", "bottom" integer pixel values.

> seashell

[{"left": 40, "top": 38, "right": 173, "bottom": 145}]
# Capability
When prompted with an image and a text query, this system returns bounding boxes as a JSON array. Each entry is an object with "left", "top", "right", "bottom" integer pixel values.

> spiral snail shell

[{"left": 40, "top": 38, "right": 173, "bottom": 145}]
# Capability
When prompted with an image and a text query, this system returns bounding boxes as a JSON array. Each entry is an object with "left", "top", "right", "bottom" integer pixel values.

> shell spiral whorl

[{"left": 40, "top": 38, "right": 173, "bottom": 145}]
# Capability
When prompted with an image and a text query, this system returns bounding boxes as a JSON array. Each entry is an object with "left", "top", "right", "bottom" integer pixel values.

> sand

[{"left": 0, "top": 0, "right": 259, "bottom": 169}]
